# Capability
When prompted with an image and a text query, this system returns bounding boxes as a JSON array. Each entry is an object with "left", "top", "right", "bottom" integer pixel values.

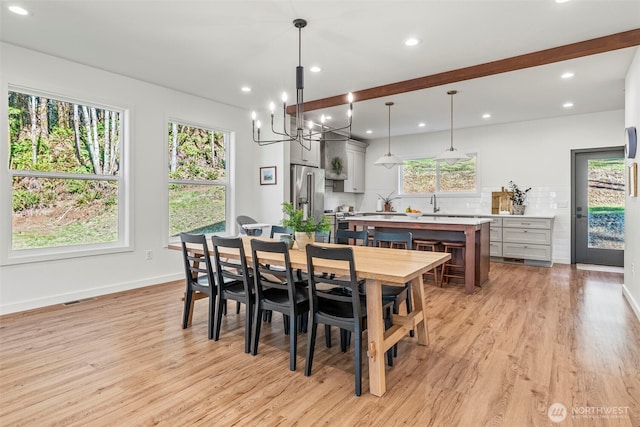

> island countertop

[{"left": 348, "top": 215, "right": 492, "bottom": 226}]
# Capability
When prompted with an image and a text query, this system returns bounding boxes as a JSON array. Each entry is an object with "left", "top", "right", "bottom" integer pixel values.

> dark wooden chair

[
  {"left": 179, "top": 233, "right": 217, "bottom": 339},
  {"left": 250, "top": 239, "right": 310, "bottom": 371},
  {"left": 304, "top": 244, "right": 367, "bottom": 395},
  {"left": 335, "top": 229, "right": 369, "bottom": 246},
  {"left": 211, "top": 236, "right": 254, "bottom": 353},
  {"left": 373, "top": 230, "right": 414, "bottom": 349},
  {"left": 333, "top": 228, "right": 395, "bottom": 365},
  {"left": 270, "top": 225, "right": 293, "bottom": 238}
]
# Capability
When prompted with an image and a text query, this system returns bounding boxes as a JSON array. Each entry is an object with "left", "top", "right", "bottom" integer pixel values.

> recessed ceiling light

[
  {"left": 418, "top": 122, "right": 426, "bottom": 127},
  {"left": 482, "top": 113, "right": 492, "bottom": 119},
  {"left": 310, "top": 66, "right": 322, "bottom": 73},
  {"left": 241, "top": 86, "right": 251, "bottom": 93},
  {"left": 8, "top": 5, "right": 29, "bottom": 15},
  {"left": 366, "top": 130, "right": 373, "bottom": 134},
  {"left": 563, "top": 102, "right": 574, "bottom": 108},
  {"left": 404, "top": 38, "right": 421, "bottom": 47},
  {"left": 555, "top": 0, "right": 571, "bottom": 3},
  {"left": 561, "top": 72, "right": 575, "bottom": 79},
  {"left": 324, "top": 115, "right": 332, "bottom": 120}
]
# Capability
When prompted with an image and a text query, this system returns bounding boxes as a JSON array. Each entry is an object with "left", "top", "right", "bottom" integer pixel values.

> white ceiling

[{"left": 1, "top": 0, "right": 639, "bottom": 141}]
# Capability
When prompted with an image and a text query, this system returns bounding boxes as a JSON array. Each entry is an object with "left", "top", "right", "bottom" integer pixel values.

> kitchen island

[{"left": 347, "top": 215, "right": 491, "bottom": 294}]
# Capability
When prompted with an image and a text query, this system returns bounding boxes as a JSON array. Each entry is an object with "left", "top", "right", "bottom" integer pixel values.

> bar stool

[
  {"left": 440, "top": 241, "right": 466, "bottom": 286},
  {"left": 413, "top": 239, "right": 441, "bottom": 286}
]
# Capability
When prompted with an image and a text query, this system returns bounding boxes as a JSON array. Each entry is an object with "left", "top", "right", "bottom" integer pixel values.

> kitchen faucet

[{"left": 431, "top": 195, "right": 440, "bottom": 213}]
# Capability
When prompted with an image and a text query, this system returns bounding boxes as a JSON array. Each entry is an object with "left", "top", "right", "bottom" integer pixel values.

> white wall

[
  {"left": 623, "top": 47, "right": 640, "bottom": 321},
  {"left": 0, "top": 43, "right": 284, "bottom": 314},
  {"left": 361, "top": 109, "right": 625, "bottom": 265}
]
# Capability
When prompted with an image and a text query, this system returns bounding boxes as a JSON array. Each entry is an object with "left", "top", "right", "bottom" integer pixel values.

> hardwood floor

[{"left": 1, "top": 263, "right": 638, "bottom": 426}]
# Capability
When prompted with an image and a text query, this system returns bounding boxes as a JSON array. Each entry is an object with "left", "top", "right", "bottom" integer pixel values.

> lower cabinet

[{"left": 481, "top": 216, "right": 554, "bottom": 266}]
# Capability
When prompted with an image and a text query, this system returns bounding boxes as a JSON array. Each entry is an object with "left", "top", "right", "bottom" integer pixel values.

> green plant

[
  {"left": 507, "top": 181, "right": 531, "bottom": 205},
  {"left": 377, "top": 191, "right": 400, "bottom": 205},
  {"left": 331, "top": 156, "right": 343, "bottom": 175},
  {"left": 281, "top": 202, "right": 330, "bottom": 237}
]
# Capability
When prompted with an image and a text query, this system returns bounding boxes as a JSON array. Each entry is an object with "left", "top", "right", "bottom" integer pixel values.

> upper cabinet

[
  {"left": 332, "top": 140, "right": 367, "bottom": 193},
  {"left": 290, "top": 139, "right": 320, "bottom": 167}
]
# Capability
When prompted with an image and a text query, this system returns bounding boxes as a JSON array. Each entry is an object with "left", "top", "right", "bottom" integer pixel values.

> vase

[
  {"left": 294, "top": 232, "right": 314, "bottom": 251},
  {"left": 512, "top": 205, "right": 525, "bottom": 215},
  {"left": 384, "top": 203, "right": 392, "bottom": 212}
]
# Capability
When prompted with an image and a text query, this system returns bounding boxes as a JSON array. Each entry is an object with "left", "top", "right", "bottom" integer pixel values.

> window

[
  {"left": 7, "top": 88, "right": 126, "bottom": 257},
  {"left": 400, "top": 155, "right": 477, "bottom": 195},
  {"left": 168, "top": 121, "right": 228, "bottom": 238}
]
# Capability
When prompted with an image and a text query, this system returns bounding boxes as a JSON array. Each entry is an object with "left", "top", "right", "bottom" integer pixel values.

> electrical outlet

[
  {"left": 145, "top": 250, "right": 153, "bottom": 260},
  {"left": 632, "top": 263, "right": 635, "bottom": 277}
]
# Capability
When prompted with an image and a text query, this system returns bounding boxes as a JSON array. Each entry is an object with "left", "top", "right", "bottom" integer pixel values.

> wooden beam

[{"left": 287, "top": 28, "right": 640, "bottom": 115}]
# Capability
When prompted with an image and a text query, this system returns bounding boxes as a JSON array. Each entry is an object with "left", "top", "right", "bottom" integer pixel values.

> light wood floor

[{"left": 1, "top": 263, "right": 638, "bottom": 426}]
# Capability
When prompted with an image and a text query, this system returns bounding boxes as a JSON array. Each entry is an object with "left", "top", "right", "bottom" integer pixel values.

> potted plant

[
  {"left": 281, "top": 202, "right": 331, "bottom": 250},
  {"left": 378, "top": 191, "right": 400, "bottom": 212},
  {"left": 507, "top": 181, "right": 531, "bottom": 215}
]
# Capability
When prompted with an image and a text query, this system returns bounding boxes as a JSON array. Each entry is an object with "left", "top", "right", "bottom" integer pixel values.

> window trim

[
  {"left": 2, "top": 86, "right": 131, "bottom": 266},
  {"left": 165, "top": 118, "right": 231, "bottom": 244},
  {"left": 398, "top": 152, "right": 480, "bottom": 197}
]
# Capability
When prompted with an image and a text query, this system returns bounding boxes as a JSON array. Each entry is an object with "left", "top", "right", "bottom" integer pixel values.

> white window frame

[
  {"left": 2, "top": 86, "right": 131, "bottom": 266},
  {"left": 166, "top": 118, "right": 231, "bottom": 244},
  {"left": 398, "top": 152, "right": 480, "bottom": 198}
]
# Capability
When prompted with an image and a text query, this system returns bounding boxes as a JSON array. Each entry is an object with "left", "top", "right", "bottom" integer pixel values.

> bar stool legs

[
  {"left": 413, "top": 239, "right": 441, "bottom": 287},
  {"left": 441, "top": 242, "right": 466, "bottom": 286}
]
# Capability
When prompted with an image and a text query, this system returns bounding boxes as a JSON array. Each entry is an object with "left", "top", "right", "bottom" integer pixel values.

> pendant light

[
  {"left": 374, "top": 101, "right": 403, "bottom": 168},
  {"left": 435, "top": 90, "right": 470, "bottom": 165}
]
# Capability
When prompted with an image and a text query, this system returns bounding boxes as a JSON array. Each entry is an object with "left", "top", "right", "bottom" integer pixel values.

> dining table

[{"left": 169, "top": 236, "right": 450, "bottom": 397}]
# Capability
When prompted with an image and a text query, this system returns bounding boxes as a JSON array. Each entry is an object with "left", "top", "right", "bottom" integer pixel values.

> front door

[{"left": 572, "top": 148, "right": 625, "bottom": 266}]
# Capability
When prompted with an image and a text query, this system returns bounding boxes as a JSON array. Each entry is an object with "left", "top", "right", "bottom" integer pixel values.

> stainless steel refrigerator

[{"left": 290, "top": 165, "right": 325, "bottom": 222}]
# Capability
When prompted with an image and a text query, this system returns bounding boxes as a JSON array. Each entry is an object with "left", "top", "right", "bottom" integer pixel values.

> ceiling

[{"left": 1, "top": 1, "right": 639, "bottom": 141}]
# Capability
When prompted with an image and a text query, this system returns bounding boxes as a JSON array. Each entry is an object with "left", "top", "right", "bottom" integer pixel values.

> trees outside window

[
  {"left": 400, "top": 155, "right": 477, "bottom": 194},
  {"left": 7, "top": 89, "right": 125, "bottom": 253},
  {"left": 168, "top": 121, "right": 228, "bottom": 237}
]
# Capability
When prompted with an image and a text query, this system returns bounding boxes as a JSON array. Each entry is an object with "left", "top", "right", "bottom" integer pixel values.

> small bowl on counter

[{"left": 405, "top": 212, "right": 423, "bottom": 219}]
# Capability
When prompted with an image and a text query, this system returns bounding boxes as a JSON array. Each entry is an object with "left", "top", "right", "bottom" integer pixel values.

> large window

[
  {"left": 7, "top": 88, "right": 125, "bottom": 256},
  {"left": 168, "top": 121, "right": 227, "bottom": 238},
  {"left": 400, "top": 155, "right": 477, "bottom": 195}
]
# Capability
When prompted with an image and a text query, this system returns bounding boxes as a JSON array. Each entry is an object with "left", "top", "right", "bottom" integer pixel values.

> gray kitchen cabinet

[
  {"left": 501, "top": 217, "right": 553, "bottom": 265},
  {"left": 332, "top": 140, "right": 367, "bottom": 193},
  {"left": 290, "top": 139, "right": 320, "bottom": 167}
]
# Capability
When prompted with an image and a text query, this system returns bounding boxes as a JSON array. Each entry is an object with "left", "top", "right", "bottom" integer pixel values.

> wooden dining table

[{"left": 169, "top": 236, "right": 450, "bottom": 397}]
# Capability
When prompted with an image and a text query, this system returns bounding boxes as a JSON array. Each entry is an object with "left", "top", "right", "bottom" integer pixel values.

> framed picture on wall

[{"left": 260, "top": 166, "right": 277, "bottom": 185}]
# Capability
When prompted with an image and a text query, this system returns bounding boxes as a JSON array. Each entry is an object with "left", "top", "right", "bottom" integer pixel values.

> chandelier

[
  {"left": 251, "top": 18, "right": 354, "bottom": 150},
  {"left": 435, "top": 90, "right": 470, "bottom": 164}
]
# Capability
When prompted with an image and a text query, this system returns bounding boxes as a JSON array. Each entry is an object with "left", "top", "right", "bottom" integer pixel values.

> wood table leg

[
  {"left": 365, "top": 278, "right": 386, "bottom": 397},
  {"left": 410, "top": 276, "right": 429, "bottom": 345}
]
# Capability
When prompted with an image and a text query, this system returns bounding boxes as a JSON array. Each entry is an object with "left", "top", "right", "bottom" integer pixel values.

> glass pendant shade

[
  {"left": 375, "top": 153, "right": 403, "bottom": 169},
  {"left": 435, "top": 90, "right": 469, "bottom": 165},
  {"left": 375, "top": 101, "right": 403, "bottom": 168}
]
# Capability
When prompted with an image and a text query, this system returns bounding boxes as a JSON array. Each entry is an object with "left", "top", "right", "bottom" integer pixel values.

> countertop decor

[
  {"left": 281, "top": 202, "right": 331, "bottom": 250},
  {"left": 377, "top": 191, "right": 400, "bottom": 212},
  {"left": 507, "top": 181, "right": 531, "bottom": 215}
]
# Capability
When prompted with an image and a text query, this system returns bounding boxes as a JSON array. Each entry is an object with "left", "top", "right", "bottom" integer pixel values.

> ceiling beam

[{"left": 288, "top": 28, "right": 640, "bottom": 115}]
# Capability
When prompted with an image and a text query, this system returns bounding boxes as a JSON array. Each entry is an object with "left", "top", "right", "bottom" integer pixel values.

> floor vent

[{"left": 62, "top": 297, "right": 97, "bottom": 306}]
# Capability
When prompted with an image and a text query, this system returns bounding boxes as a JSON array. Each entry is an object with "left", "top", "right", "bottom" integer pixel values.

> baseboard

[
  {"left": 0, "top": 273, "right": 183, "bottom": 315},
  {"left": 622, "top": 285, "right": 640, "bottom": 322}
]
